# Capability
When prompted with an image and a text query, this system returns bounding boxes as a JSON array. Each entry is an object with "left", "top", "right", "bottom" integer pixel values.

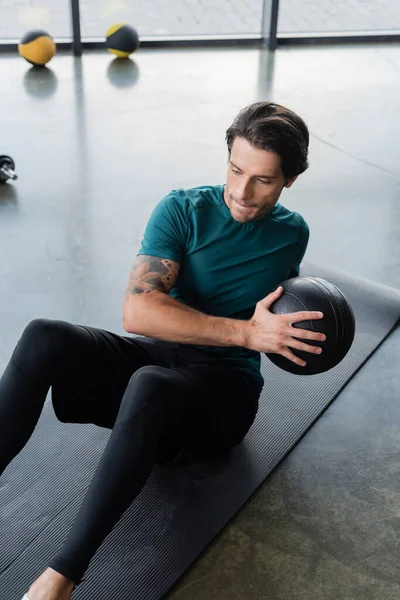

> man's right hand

[{"left": 245, "top": 286, "right": 326, "bottom": 367}]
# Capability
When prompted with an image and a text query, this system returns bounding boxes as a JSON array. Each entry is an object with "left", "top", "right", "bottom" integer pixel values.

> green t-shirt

[{"left": 138, "top": 184, "right": 309, "bottom": 390}]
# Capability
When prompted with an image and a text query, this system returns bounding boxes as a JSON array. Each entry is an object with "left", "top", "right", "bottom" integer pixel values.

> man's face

[{"left": 224, "top": 136, "right": 298, "bottom": 223}]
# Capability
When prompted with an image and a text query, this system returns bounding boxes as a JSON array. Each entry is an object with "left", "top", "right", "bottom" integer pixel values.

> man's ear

[{"left": 284, "top": 175, "right": 299, "bottom": 188}]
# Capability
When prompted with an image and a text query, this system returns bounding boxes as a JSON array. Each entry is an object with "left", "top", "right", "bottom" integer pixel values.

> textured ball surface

[{"left": 266, "top": 276, "right": 355, "bottom": 375}]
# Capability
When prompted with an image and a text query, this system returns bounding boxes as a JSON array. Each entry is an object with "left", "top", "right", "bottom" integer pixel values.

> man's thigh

[{"left": 51, "top": 328, "right": 178, "bottom": 427}]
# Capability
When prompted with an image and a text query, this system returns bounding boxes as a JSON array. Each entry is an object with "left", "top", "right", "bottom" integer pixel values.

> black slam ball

[{"left": 265, "top": 276, "right": 355, "bottom": 375}]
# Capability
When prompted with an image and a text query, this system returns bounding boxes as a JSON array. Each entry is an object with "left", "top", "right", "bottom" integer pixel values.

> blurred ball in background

[
  {"left": 105, "top": 23, "right": 139, "bottom": 58},
  {"left": 18, "top": 30, "right": 56, "bottom": 66}
]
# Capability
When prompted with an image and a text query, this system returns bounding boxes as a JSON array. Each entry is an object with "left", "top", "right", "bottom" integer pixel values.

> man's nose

[{"left": 236, "top": 179, "right": 253, "bottom": 201}]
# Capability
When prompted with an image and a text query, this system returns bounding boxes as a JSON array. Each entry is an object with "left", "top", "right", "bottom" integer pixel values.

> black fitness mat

[{"left": 1, "top": 262, "right": 400, "bottom": 600}]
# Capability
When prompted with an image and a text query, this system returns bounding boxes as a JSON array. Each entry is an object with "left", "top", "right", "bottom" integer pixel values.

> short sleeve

[
  {"left": 288, "top": 216, "right": 310, "bottom": 278},
  {"left": 137, "top": 192, "right": 189, "bottom": 263}
]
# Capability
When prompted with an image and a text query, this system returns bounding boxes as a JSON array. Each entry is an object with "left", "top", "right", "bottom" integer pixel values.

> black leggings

[{"left": 0, "top": 319, "right": 260, "bottom": 586}]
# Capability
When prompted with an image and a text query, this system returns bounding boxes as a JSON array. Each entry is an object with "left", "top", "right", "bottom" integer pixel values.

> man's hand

[{"left": 245, "top": 286, "right": 326, "bottom": 367}]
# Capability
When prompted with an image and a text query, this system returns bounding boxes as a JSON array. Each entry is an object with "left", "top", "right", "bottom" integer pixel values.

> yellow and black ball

[
  {"left": 105, "top": 24, "right": 139, "bottom": 58},
  {"left": 18, "top": 30, "right": 56, "bottom": 67}
]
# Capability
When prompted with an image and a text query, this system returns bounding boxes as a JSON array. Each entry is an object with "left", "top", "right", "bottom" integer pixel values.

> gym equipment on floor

[
  {"left": 18, "top": 30, "right": 56, "bottom": 66},
  {"left": 0, "top": 156, "right": 17, "bottom": 184},
  {"left": 105, "top": 24, "right": 140, "bottom": 58}
]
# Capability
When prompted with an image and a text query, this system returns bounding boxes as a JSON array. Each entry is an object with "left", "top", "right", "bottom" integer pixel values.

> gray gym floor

[{"left": 1, "top": 41, "right": 400, "bottom": 599}]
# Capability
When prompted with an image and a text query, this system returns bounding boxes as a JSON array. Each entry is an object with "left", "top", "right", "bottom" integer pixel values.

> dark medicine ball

[
  {"left": 19, "top": 30, "right": 56, "bottom": 66},
  {"left": 106, "top": 24, "right": 139, "bottom": 58},
  {"left": 266, "top": 276, "right": 355, "bottom": 375}
]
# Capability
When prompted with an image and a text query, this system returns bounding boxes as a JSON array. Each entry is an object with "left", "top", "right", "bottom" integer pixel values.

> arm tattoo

[{"left": 125, "top": 255, "right": 179, "bottom": 298}]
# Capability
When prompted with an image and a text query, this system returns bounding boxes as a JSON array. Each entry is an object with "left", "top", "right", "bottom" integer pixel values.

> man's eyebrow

[{"left": 229, "top": 160, "right": 277, "bottom": 179}]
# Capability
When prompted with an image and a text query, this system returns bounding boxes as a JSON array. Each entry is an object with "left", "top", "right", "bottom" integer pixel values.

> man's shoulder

[{"left": 272, "top": 202, "right": 308, "bottom": 231}]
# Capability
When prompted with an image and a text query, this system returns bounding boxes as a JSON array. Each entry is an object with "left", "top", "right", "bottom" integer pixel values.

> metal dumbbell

[{"left": 0, "top": 155, "right": 18, "bottom": 184}]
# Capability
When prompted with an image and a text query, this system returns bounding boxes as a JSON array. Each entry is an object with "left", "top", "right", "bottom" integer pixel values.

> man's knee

[
  {"left": 129, "top": 365, "right": 174, "bottom": 393},
  {"left": 13, "top": 318, "right": 69, "bottom": 377},
  {"left": 117, "top": 366, "right": 173, "bottom": 422}
]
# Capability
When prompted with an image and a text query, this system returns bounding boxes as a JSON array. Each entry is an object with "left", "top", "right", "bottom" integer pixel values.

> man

[{"left": 0, "top": 101, "right": 326, "bottom": 600}]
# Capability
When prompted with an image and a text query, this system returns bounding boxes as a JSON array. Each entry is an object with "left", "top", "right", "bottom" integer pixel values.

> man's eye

[{"left": 232, "top": 169, "right": 241, "bottom": 175}]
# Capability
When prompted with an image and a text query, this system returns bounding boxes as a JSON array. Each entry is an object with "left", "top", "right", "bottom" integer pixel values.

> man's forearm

[{"left": 123, "top": 292, "right": 249, "bottom": 347}]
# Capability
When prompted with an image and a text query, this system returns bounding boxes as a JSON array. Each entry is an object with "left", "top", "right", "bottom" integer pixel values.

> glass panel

[
  {"left": 0, "top": 0, "right": 71, "bottom": 40},
  {"left": 278, "top": 0, "right": 400, "bottom": 34},
  {"left": 80, "top": 0, "right": 264, "bottom": 38}
]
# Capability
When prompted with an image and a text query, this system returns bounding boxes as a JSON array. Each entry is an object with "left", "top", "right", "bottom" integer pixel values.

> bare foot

[{"left": 25, "top": 568, "right": 75, "bottom": 600}]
